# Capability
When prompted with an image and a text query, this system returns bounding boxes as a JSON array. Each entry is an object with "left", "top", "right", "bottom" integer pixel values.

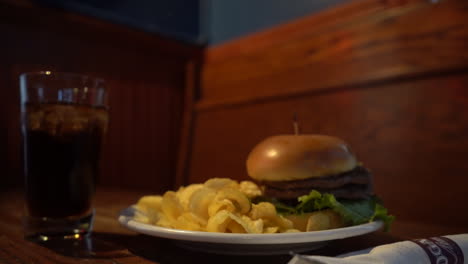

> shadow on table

[
  {"left": 140, "top": 233, "right": 400, "bottom": 264},
  {"left": 32, "top": 233, "right": 133, "bottom": 259},
  {"left": 105, "top": 233, "right": 294, "bottom": 264},
  {"left": 96, "top": 232, "right": 400, "bottom": 264},
  {"left": 34, "top": 231, "right": 401, "bottom": 264},
  {"left": 35, "top": 232, "right": 291, "bottom": 264}
]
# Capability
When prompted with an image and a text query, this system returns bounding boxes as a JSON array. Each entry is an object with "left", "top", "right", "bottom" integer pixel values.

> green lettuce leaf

[
  {"left": 296, "top": 190, "right": 394, "bottom": 231},
  {"left": 254, "top": 190, "right": 394, "bottom": 231},
  {"left": 371, "top": 203, "right": 395, "bottom": 232}
]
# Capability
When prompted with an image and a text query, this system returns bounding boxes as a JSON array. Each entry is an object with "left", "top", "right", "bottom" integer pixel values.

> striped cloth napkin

[{"left": 289, "top": 234, "right": 467, "bottom": 264}]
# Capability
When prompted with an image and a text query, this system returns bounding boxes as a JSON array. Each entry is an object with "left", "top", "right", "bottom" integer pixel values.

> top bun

[{"left": 246, "top": 135, "right": 357, "bottom": 182}]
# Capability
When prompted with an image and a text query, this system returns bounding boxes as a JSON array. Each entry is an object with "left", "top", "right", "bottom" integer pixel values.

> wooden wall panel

[
  {"left": 199, "top": 0, "right": 468, "bottom": 109},
  {"left": 0, "top": 2, "right": 202, "bottom": 192},
  {"left": 189, "top": 74, "right": 468, "bottom": 229}
]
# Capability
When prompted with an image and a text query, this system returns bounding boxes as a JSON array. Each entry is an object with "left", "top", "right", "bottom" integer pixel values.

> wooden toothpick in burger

[{"left": 293, "top": 112, "right": 300, "bottom": 136}]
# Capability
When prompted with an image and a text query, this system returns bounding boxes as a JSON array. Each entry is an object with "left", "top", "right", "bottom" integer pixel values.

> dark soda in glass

[{"left": 22, "top": 103, "right": 108, "bottom": 219}]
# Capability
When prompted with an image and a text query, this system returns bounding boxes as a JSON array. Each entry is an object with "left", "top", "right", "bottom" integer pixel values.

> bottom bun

[{"left": 285, "top": 209, "right": 344, "bottom": 232}]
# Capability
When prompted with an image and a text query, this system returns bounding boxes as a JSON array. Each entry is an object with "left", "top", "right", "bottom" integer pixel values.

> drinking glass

[{"left": 20, "top": 71, "right": 108, "bottom": 241}]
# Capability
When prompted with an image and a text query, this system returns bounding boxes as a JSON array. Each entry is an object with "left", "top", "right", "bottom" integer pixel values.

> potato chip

[
  {"left": 174, "top": 213, "right": 205, "bottom": 231},
  {"left": 208, "top": 199, "right": 236, "bottom": 217},
  {"left": 136, "top": 195, "right": 163, "bottom": 212},
  {"left": 240, "top": 215, "right": 263, "bottom": 233},
  {"left": 226, "top": 220, "right": 247, "bottom": 233},
  {"left": 133, "top": 178, "right": 327, "bottom": 234},
  {"left": 206, "top": 210, "right": 232, "bottom": 232},
  {"left": 204, "top": 178, "right": 239, "bottom": 190},
  {"left": 274, "top": 215, "right": 294, "bottom": 231},
  {"left": 264, "top": 226, "right": 279, "bottom": 233},
  {"left": 136, "top": 195, "right": 163, "bottom": 224},
  {"left": 156, "top": 215, "right": 175, "bottom": 228},
  {"left": 176, "top": 184, "right": 203, "bottom": 210},
  {"left": 161, "top": 191, "right": 184, "bottom": 221},
  {"left": 214, "top": 188, "right": 250, "bottom": 214},
  {"left": 249, "top": 202, "right": 277, "bottom": 220},
  {"left": 188, "top": 187, "right": 217, "bottom": 220},
  {"left": 239, "top": 181, "right": 262, "bottom": 198},
  {"left": 283, "top": 229, "right": 301, "bottom": 233}
]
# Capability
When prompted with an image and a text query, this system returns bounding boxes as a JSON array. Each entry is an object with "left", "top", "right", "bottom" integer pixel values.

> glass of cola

[{"left": 19, "top": 71, "right": 108, "bottom": 241}]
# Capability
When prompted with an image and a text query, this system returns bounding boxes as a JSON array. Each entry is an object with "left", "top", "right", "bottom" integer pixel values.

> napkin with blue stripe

[{"left": 289, "top": 234, "right": 467, "bottom": 264}]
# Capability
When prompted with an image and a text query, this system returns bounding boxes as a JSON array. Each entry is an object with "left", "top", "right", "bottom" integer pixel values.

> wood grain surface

[{"left": 199, "top": 0, "right": 468, "bottom": 109}]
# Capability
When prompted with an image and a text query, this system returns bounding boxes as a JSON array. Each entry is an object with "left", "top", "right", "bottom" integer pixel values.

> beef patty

[{"left": 261, "top": 166, "right": 373, "bottom": 200}]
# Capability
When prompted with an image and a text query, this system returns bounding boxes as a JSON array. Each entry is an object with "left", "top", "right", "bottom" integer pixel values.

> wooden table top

[{"left": 0, "top": 187, "right": 452, "bottom": 264}]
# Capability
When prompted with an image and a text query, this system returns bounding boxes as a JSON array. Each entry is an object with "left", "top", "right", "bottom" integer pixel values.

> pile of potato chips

[{"left": 134, "top": 178, "right": 300, "bottom": 233}]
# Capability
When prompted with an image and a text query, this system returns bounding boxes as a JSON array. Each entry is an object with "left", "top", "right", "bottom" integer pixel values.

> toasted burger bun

[
  {"left": 285, "top": 210, "right": 344, "bottom": 232},
  {"left": 246, "top": 135, "right": 358, "bottom": 182}
]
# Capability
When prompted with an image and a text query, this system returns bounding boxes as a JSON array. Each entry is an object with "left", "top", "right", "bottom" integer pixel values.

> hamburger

[{"left": 247, "top": 134, "right": 393, "bottom": 231}]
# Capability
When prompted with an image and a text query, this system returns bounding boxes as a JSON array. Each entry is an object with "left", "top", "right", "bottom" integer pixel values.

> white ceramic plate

[{"left": 118, "top": 206, "right": 383, "bottom": 255}]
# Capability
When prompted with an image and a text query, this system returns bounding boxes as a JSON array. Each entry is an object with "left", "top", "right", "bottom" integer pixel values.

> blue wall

[
  {"left": 37, "top": 0, "right": 207, "bottom": 44},
  {"left": 209, "top": 0, "right": 347, "bottom": 44},
  {"left": 36, "top": 0, "right": 347, "bottom": 45}
]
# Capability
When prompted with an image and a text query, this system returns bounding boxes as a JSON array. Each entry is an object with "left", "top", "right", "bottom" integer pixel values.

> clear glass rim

[{"left": 19, "top": 71, "right": 105, "bottom": 83}]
